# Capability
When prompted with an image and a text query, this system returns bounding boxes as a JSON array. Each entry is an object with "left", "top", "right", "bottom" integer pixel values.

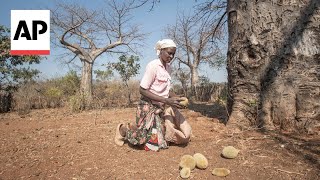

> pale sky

[{"left": 0, "top": 0, "right": 227, "bottom": 82}]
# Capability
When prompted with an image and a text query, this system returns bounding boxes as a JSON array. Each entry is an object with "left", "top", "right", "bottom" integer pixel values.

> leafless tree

[
  {"left": 51, "top": 0, "right": 146, "bottom": 106},
  {"left": 131, "top": 0, "right": 160, "bottom": 10},
  {"left": 166, "top": 0, "right": 227, "bottom": 95}
]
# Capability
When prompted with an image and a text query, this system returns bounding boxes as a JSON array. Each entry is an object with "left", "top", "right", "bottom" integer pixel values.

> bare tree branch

[
  {"left": 165, "top": 0, "right": 227, "bottom": 89},
  {"left": 50, "top": 0, "right": 147, "bottom": 103}
]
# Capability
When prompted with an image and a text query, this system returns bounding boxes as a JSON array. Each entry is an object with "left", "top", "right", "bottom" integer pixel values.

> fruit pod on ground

[
  {"left": 222, "top": 146, "right": 240, "bottom": 159},
  {"left": 212, "top": 168, "right": 230, "bottom": 177},
  {"left": 179, "top": 154, "right": 196, "bottom": 170},
  {"left": 180, "top": 167, "right": 191, "bottom": 179},
  {"left": 193, "top": 153, "right": 208, "bottom": 169}
]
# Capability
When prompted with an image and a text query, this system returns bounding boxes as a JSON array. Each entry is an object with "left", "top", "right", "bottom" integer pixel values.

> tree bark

[
  {"left": 227, "top": 0, "right": 320, "bottom": 133},
  {"left": 125, "top": 81, "right": 132, "bottom": 106},
  {"left": 191, "top": 66, "right": 199, "bottom": 87},
  {"left": 80, "top": 59, "right": 93, "bottom": 105},
  {"left": 191, "top": 66, "right": 199, "bottom": 97}
]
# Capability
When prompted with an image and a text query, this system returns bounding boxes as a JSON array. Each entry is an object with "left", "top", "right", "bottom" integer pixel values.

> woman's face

[{"left": 159, "top": 47, "right": 176, "bottom": 64}]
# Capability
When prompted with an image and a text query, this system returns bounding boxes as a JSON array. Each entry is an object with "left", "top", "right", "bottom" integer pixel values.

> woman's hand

[
  {"left": 165, "top": 97, "right": 184, "bottom": 109},
  {"left": 140, "top": 87, "right": 187, "bottom": 108}
]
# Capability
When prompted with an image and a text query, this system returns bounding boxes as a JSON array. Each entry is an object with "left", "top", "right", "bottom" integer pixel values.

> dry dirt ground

[{"left": 0, "top": 104, "right": 319, "bottom": 179}]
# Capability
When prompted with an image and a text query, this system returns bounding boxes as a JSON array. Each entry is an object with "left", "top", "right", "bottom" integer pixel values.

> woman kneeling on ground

[{"left": 114, "top": 39, "right": 192, "bottom": 151}]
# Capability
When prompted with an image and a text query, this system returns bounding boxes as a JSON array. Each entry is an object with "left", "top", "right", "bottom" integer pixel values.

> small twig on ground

[
  {"left": 94, "top": 112, "right": 97, "bottom": 125},
  {"left": 245, "top": 135, "right": 271, "bottom": 141},
  {"left": 252, "top": 154, "right": 268, "bottom": 158},
  {"left": 247, "top": 149, "right": 261, "bottom": 152},
  {"left": 276, "top": 169, "right": 304, "bottom": 176}
]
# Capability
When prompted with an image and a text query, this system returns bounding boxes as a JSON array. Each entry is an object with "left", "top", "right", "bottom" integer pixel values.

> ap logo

[{"left": 11, "top": 10, "right": 50, "bottom": 55}]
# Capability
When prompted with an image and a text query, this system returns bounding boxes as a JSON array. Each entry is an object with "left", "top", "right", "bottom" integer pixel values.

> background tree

[
  {"left": 94, "top": 69, "right": 113, "bottom": 83},
  {"left": 51, "top": 0, "right": 145, "bottom": 107},
  {"left": 0, "top": 25, "right": 41, "bottom": 92},
  {"left": 166, "top": 1, "right": 227, "bottom": 96},
  {"left": 227, "top": 0, "right": 320, "bottom": 133},
  {"left": 108, "top": 55, "right": 140, "bottom": 105},
  {"left": 171, "top": 66, "right": 190, "bottom": 97},
  {"left": 0, "top": 25, "right": 42, "bottom": 113}
]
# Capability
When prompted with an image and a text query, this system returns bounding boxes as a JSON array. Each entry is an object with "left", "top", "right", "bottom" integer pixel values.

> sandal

[{"left": 114, "top": 123, "right": 125, "bottom": 146}]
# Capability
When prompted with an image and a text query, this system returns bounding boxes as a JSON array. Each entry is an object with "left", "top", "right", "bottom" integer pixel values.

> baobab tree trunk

[
  {"left": 80, "top": 59, "right": 93, "bottom": 106},
  {"left": 227, "top": 0, "right": 320, "bottom": 134},
  {"left": 191, "top": 66, "right": 199, "bottom": 97},
  {"left": 191, "top": 66, "right": 199, "bottom": 87}
]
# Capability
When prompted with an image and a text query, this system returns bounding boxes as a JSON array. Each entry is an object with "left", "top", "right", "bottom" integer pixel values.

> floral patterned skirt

[{"left": 125, "top": 99, "right": 168, "bottom": 151}]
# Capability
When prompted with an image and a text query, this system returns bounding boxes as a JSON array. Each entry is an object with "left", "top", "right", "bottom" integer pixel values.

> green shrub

[
  {"left": 11, "top": 73, "right": 141, "bottom": 111},
  {"left": 45, "top": 87, "right": 62, "bottom": 97},
  {"left": 45, "top": 87, "right": 63, "bottom": 108},
  {"left": 58, "top": 70, "right": 80, "bottom": 96},
  {"left": 68, "top": 94, "right": 85, "bottom": 112},
  {"left": 92, "top": 79, "right": 140, "bottom": 108}
]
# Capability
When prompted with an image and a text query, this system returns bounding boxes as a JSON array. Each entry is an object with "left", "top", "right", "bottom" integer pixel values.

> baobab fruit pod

[
  {"left": 180, "top": 167, "right": 191, "bottom": 179},
  {"left": 179, "top": 154, "right": 196, "bottom": 170},
  {"left": 222, "top": 146, "right": 240, "bottom": 159},
  {"left": 179, "top": 97, "right": 189, "bottom": 107},
  {"left": 212, "top": 168, "right": 230, "bottom": 177},
  {"left": 193, "top": 153, "right": 208, "bottom": 169}
]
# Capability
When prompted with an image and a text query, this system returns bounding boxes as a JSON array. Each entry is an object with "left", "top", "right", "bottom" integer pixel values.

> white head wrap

[{"left": 155, "top": 39, "right": 176, "bottom": 55}]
